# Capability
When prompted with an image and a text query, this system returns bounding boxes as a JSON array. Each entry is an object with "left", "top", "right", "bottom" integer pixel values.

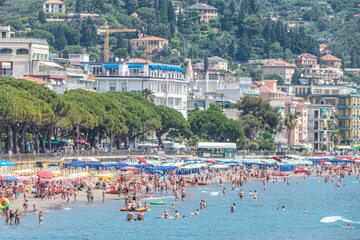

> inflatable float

[
  {"left": 120, "top": 207, "right": 147, "bottom": 212},
  {"left": 0, "top": 197, "right": 10, "bottom": 210},
  {"left": 150, "top": 202, "right": 167, "bottom": 205}
]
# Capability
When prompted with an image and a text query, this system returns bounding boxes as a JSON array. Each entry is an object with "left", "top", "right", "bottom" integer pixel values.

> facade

[
  {"left": 319, "top": 44, "right": 328, "bottom": 54},
  {"left": 82, "top": 62, "right": 188, "bottom": 117},
  {"left": 321, "top": 54, "right": 342, "bottom": 69},
  {"left": 130, "top": 37, "right": 168, "bottom": 51},
  {"left": 188, "top": 2, "right": 218, "bottom": 22},
  {"left": 294, "top": 53, "right": 318, "bottom": 68},
  {"left": 262, "top": 60, "right": 296, "bottom": 84},
  {"left": 307, "top": 104, "right": 336, "bottom": 151},
  {"left": 279, "top": 84, "right": 360, "bottom": 145},
  {"left": 303, "top": 67, "right": 343, "bottom": 84},
  {"left": 197, "top": 142, "right": 237, "bottom": 158},
  {"left": 254, "top": 80, "right": 310, "bottom": 146},
  {"left": 43, "top": 0, "right": 66, "bottom": 13},
  {"left": 0, "top": 38, "right": 50, "bottom": 78},
  {"left": 193, "top": 56, "right": 229, "bottom": 73},
  {"left": 0, "top": 26, "right": 14, "bottom": 39}
]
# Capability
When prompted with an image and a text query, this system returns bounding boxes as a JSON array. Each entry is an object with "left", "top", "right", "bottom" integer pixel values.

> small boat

[
  {"left": 120, "top": 207, "right": 147, "bottom": 212},
  {"left": 150, "top": 202, "right": 167, "bottom": 205}
]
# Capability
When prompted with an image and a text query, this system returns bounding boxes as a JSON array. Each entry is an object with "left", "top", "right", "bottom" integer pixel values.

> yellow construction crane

[
  {"left": 145, "top": 46, "right": 158, "bottom": 63},
  {"left": 97, "top": 21, "right": 137, "bottom": 62}
]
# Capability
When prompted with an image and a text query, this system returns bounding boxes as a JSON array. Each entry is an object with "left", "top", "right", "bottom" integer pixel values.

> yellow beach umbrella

[
  {"left": 51, "top": 171, "right": 63, "bottom": 176},
  {"left": 94, "top": 173, "right": 116, "bottom": 178},
  {"left": 12, "top": 169, "right": 36, "bottom": 174},
  {"left": 0, "top": 169, "right": 3, "bottom": 172},
  {"left": 67, "top": 172, "right": 90, "bottom": 178}
]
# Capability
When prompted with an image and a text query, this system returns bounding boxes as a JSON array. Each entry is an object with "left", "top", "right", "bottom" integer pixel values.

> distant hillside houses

[
  {"left": 188, "top": 2, "right": 218, "bottom": 22},
  {"left": 43, "top": 0, "right": 65, "bottom": 13}
]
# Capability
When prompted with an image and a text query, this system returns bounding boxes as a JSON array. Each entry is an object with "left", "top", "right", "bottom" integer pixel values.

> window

[
  {"left": 59, "top": 4, "right": 62, "bottom": 8},
  {"left": 109, "top": 83, "right": 116, "bottom": 91},
  {"left": 0, "top": 48, "right": 12, "bottom": 54},
  {"left": 2, "top": 32, "right": 5, "bottom": 38},
  {"left": 16, "top": 49, "right": 29, "bottom": 55}
]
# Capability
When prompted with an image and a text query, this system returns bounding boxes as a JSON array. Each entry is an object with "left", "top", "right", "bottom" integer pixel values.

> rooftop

[
  {"left": 130, "top": 36, "right": 168, "bottom": 41},
  {"left": 321, "top": 54, "right": 342, "bottom": 61},
  {"left": 188, "top": 3, "right": 217, "bottom": 10},
  {"left": 263, "top": 60, "right": 296, "bottom": 67},
  {"left": 129, "top": 58, "right": 153, "bottom": 63},
  {"left": 0, "top": 38, "right": 48, "bottom": 45},
  {"left": 296, "top": 53, "right": 318, "bottom": 59},
  {"left": 44, "top": 0, "right": 64, "bottom": 4},
  {"left": 21, "top": 76, "right": 54, "bottom": 85}
]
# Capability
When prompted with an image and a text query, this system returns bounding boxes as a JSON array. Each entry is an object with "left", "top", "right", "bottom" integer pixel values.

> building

[
  {"left": 262, "top": 60, "right": 296, "bottom": 84},
  {"left": 188, "top": 2, "right": 218, "bottom": 22},
  {"left": 0, "top": 38, "right": 50, "bottom": 78},
  {"left": 130, "top": 37, "right": 168, "bottom": 51},
  {"left": 197, "top": 142, "right": 237, "bottom": 158},
  {"left": 67, "top": 13, "right": 100, "bottom": 20},
  {"left": 319, "top": 44, "right": 328, "bottom": 54},
  {"left": 0, "top": 26, "right": 14, "bottom": 39},
  {"left": 193, "top": 56, "right": 229, "bottom": 73},
  {"left": 254, "top": 80, "right": 310, "bottom": 147},
  {"left": 43, "top": 0, "right": 66, "bottom": 13},
  {"left": 294, "top": 53, "right": 318, "bottom": 68},
  {"left": 279, "top": 84, "right": 360, "bottom": 145},
  {"left": 303, "top": 67, "right": 343, "bottom": 84},
  {"left": 321, "top": 54, "right": 342, "bottom": 69},
  {"left": 82, "top": 62, "right": 188, "bottom": 117},
  {"left": 307, "top": 104, "right": 336, "bottom": 151}
]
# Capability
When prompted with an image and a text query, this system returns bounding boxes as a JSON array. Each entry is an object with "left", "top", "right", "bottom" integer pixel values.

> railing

[{"left": 0, "top": 70, "right": 13, "bottom": 77}]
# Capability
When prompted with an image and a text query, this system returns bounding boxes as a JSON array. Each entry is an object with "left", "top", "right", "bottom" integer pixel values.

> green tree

[
  {"left": 330, "top": 129, "right": 342, "bottom": 150},
  {"left": 237, "top": 114, "right": 261, "bottom": 139},
  {"left": 38, "top": 10, "right": 46, "bottom": 24},
  {"left": 263, "top": 74, "right": 284, "bottom": 84},
  {"left": 62, "top": 45, "right": 83, "bottom": 58},
  {"left": 75, "top": 0, "right": 83, "bottom": 13},
  {"left": 284, "top": 113, "right": 297, "bottom": 147}
]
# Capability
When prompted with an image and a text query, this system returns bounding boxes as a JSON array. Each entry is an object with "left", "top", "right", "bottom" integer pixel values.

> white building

[
  {"left": 43, "top": 0, "right": 66, "bottom": 13},
  {"left": 82, "top": 62, "right": 188, "bottom": 117}
]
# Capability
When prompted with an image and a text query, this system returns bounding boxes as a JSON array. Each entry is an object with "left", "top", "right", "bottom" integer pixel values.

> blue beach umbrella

[
  {"left": 68, "top": 161, "right": 87, "bottom": 167},
  {"left": 0, "top": 160, "right": 18, "bottom": 167},
  {"left": 48, "top": 163, "right": 58, "bottom": 167},
  {"left": 4, "top": 176, "right": 18, "bottom": 182}
]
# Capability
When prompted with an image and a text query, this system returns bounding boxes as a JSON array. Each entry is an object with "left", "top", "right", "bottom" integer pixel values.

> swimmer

[
  {"left": 23, "top": 200, "right": 28, "bottom": 216},
  {"left": 238, "top": 190, "right": 244, "bottom": 200},
  {"left": 253, "top": 191, "right": 258, "bottom": 200},
  {"left": 33, "top": 204, "right": 37, "bottom": 214},
  {"left": 195, "top": 209, "right": 199, "bottom": 215},
  {"left": 39, "top": 210, "right": 44, "bottom": 226},
  {"left": 183, "top": 215, "right": 186, "bottom": 219},
  {"left": 126, "top": 210, "right": 134, "bottom": 221},
  {"left": 282, "top": 206, "right": 285, "bottom": 211},
  {"left": 249, "top": 191, "right": 252, "bottom": 196},
  {"left": 223, "top": 188, "right": 226, "bottom": 195},
  {"left": 163, "top": 210, "right": 169, "bottom": 219},
  {"left": 175, "top": 210, "right": 180, "bottom": 219},
  {"left": 303, "top": 211, "right": 306, "bottom": 216},
  {"left": 14, "top": 209, "right": 22, "bottom": 224},
  {"left": 231, "top": 203, "right": 236, "bottom": 213},
  {"left": 171, "top": 204, "right": 175, "bottom": 211},
  {"left": 137, "top": 211, "right": 144, "bottom": 221}
]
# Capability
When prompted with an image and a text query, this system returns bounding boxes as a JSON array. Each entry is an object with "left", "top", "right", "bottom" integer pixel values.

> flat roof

[
  {"left": 198, "top": 142, "right": 237, "bottom": 149},
  {"left": 0, "top": 38, "right": 48, "bottom": 45}
]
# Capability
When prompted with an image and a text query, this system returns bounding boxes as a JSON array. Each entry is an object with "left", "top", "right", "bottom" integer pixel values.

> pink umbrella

[
  {"left": 312, "top": 154, "right": 327, "bottom": 157},
  {"left": 37, "top": 170, "right": 55, "bottom": 179},
  {"left": 136, "top": 157, "right": 148, "bottom": 165},
  {"left": 120, "top": 167, "right": 137, "bottom": 171},
  {"left": 206, "top": 160, "right": 218, "bottom": 164},
  {"left": 334, "top": 156, "right": 353, "bottom": 160},
  {"left": 272, "top": 156, "right": 282, "bottom": 162},
  {"left": 318, "top": 160, "right": 328, "bottom": 163},
  {"left": 0, "top": 175, "right": 6, "bottom": 181}
]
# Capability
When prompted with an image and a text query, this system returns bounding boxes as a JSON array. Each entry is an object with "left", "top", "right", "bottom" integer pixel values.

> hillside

[{"left": 0, "top": 0, "right": 358, "bottom": 68}]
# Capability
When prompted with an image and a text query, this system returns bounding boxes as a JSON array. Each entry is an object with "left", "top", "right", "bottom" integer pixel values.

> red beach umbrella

[
  {"left": 318, "top": 160, "right": 328, "bottom": 163},
  {"left": 205, "top": 160, "right": 218, "bottom": 164},
  {"left": 37, "top": 170, "right": 55, "bottom": 179},
  {"left": 334, "top": 156, "right": 353, "bottom": 161},
  {"left": 136, "top": 157, "right": 148, "bottom": 165},
  {"left": 120, "top": 167, "right": 137, "bottom": 171},
  {"left": 0, "top": 175, "right": 6, "bottom": 181},
  {"left": 272, "top": 156, "right": 282, "bottom": 162},
  {"left": 312, "top": 154, "right": 327, "bottom": 158}
]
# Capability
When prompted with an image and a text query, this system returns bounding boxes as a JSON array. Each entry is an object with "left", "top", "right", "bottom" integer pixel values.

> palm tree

[
  {"left": 330, "top": 129, "right": 342, "bottom": 152},
  {"left": 284, "top": 113, "right": 298, "bottom": 148},
  {"left": 141, "top": 88, "right": 155, "bottom": 102}
]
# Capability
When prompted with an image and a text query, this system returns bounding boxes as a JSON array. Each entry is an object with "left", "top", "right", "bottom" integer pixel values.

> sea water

[{"left": 2, "top": 176, "right": 360, "bottom": 239}]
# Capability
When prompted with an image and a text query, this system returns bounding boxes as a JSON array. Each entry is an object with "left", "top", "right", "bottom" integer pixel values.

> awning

[
  {"left": 69, "top": 75, "right": 84, "bottom": 78},
  {"left": 39, "top": 61, "right": 63, "bottom": 68},
  {"left": 128, "top": 64, "right": 143, "bottom": 69},
  {"left": 321, "top": 108, "right": 327, "bottom": 114},
  {"left": 104, "top": 64, "right": 119, "bottom": 68},
  {"left": 217, "top": 101, "right": 230, "bottom": 106},
  {"left": 321, "top": 131, "right": 326, "bottom": 137}
]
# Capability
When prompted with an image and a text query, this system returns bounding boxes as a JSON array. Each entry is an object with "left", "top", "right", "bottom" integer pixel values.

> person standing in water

[
  {"left": 231, "top": 204, "right": 236, "bottom": 213},
  {"left": 39, "top": 210, "right": 44, "bottom": 226},
  {"left": 223, "top": 188, "right": 226, "bottom": 195}
]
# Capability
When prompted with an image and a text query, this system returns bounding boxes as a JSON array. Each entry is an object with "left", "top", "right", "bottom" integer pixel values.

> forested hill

[{"left": 0, "top": 0, "right": 358, "bottom": 68}]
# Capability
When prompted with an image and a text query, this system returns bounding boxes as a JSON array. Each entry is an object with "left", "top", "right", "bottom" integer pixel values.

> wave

[
  {"left": 64, "top": 208, "right": 72, "bottom": 211},
  {"left": 210, "top": 192, "right": 219, "bottom": 196},
  {"left": 320, "top": 216, "right": 360, "bottom": 224}
]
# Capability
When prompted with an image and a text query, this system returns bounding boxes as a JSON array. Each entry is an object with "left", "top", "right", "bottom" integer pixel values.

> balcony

[
  {"left": 337, "top": 104, "right": 351, "bottom": 109},
  {"left": 337, "top": 115, "right": 352, "bottom": 120}
]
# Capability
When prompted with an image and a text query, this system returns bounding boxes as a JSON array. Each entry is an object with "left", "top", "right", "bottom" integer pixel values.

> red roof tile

[
  {"left": 21, "top": 76, "right": 54, "bottom": 85},
  {"left": 130, "top": 37, "right": 168, "bottom": 41},
  {"left": 321, "top": 54, "right": 342, "bottom": 61},
  {"left": 263, "top": 60, "right": 296, "bottom": 67}
]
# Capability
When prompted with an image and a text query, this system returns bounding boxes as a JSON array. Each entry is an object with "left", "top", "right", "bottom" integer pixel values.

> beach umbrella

[
  {"left": 48, "top": 163, "right": 58, "bottom": 167},
  {"left": 12, "top": 169, "right": 36, "bottom": 175},
  {"left": 272, "top": 156, "right": 282, "bottom": 162},
  {"left": 0, "top": 160, "right": 17, "bottom": 167},
  {"left": 68, "top": 161, "right": 87, "bottom": 167},
  {"left": 120, "top": 167, "right": 137, "bottom": 171},
  {"left": 94, "top": 173, "right": 116, "bottom": 178},
  {"left": 312, "top": 154, "right": 327, "bottom": 158},
  {"left": 51, "top": 171, "right": 63, "bottom": 176},
  {"left": 261, "top": 159, "right": 271, "bottom": 164},
  {"left": 86, "top": 162, "right": 102, "bottom": 167},
  {"left": 334, "top": 156, "right": 353, "bottom": 161},
  {"left": 67, "top": 172, "right": 90, "bottom": 178},
  {"left": 0, "top": 175, "right": 6, "bottom": 181},
  {"left": 318, "top": 160, "right": 328, "bottom": 163},
  {"left": 37, "top": 170, "right": 55, "bottom": 179},
  {"left": 4, "top": 176, "right": 18, "bottom": 182},
  {"left": 324, "top": 162, "right": 332, "bottom": 165},
  {"left": 136, "top": 157, "right": 148, "bottom": 165},
  {"left": 205, "top": 160, "right": 218, "bottom": 164},
  {"left": 0, "top": 169, "right": 3, "bottom": 172}
]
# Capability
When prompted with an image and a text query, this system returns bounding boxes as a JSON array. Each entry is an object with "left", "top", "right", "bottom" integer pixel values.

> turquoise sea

[{"left": 2, "top": 176, "right": 360, "bottom": 239}]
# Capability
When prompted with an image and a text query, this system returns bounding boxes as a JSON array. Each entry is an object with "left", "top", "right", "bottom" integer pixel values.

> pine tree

[
  {"left": 158, "top": 0, "right": 168, "bottom": 24},
  {"left": 116, "top": 33, "right": 126, "bottom": 49},
  {"left": 75, "top": 0, "right": 83, "bottom": 13},
  {"left": 236, "top": 32, "right": 251, "bottom": 61},
  {"left": 228, "top": 39, "right": 236, "bottom": 59},
  {"left": 127, "top": 39, "right": 132, "bottom": 56},
  {"left": 350, "top": 49, "right": 358, "bottom": 68},
  {"left": 167, "top": 0, "right": 176, "bottom": 23},
  {"left": 249, "top": 0, "right": 258, "bottom": 14},
  {"left": 229, "top": 0, "right": 236, "bottom": 15},
  {"left": 237, "top": 7, "right": 245, "bottom": 38},
  {"left": 55, "top": 25, "right": 67, "bottom": 50},
  {"left": 38, "top": 10, "right": 46, "bottom": 24},
  {"left": 177, "top": 8, "right": 184, "bottom": 33}
]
